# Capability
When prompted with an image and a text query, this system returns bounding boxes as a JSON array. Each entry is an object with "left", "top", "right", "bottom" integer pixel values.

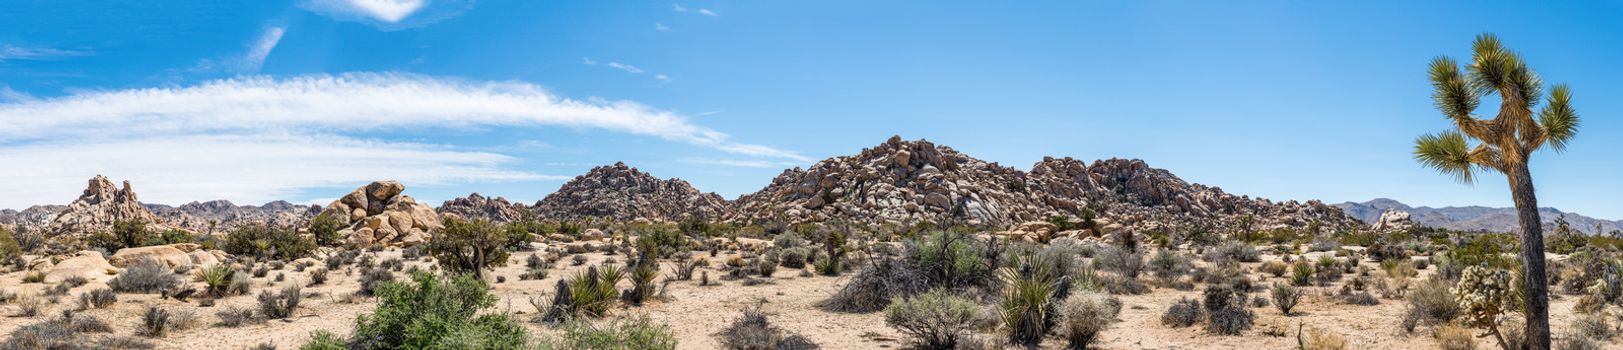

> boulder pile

[
  {"left": 438, "top": 193, "right": 527, "bottom": 223},
  {"left": 45, "top": 175, "right": 173, "bottom": 236},
  {"left": 533, "top": 162, "right": 731, "bottom": 222},
  {"left": 316, "top": 180, "right": 442, "bottom": 247}
]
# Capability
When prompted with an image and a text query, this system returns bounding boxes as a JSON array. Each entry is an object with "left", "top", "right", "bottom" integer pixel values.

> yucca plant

[
  {"left": 568, "top": 265, "right": 623, "bottom": 318},
  {"left": 1414, "top": 33, "right": 1580, "bottom": 349},
  {"left": 1000, "top": 256, "right": 1066, "bottom": 347}
]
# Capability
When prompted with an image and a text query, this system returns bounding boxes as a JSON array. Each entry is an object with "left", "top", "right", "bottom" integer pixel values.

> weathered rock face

[
  {"left": 316, "top": 181, "right": 441, "bottom": 247},
  {"left": 438, "top": 193, "right": 526, "bottom": 223},
  {"left": 147, "top": 200, "right": 321, "bottom": 234},
  {"left": 1372, "top": 208, "right": 1414, "bottom": 232},
  {"left": 732, "top": 136, "right": 1059, "bottom": 227},
  {"left": 108, "top": 243, "right": 225, "bottom": 269},
  {"left": 1026, "top": 157, "right": 1363, "bottom": 235},
  {"left": 0, "top": 205, "right": 66, "bottom": 228},
  {"left": 533, "top": 162, "right": 731, "bottom": 222},
  {"left": 45, "top": 176, "right": 168, "bottom": 236},
  {"left": 45, "top": 250, "right": 118, "bottom": 284},
  {"left": 733, "top": 136, "right": 1363, "bottom": 234}
]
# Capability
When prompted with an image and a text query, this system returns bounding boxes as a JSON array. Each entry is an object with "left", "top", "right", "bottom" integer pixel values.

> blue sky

[{"left": 2, "top": 1, "right": 1620, "bottom": 219}]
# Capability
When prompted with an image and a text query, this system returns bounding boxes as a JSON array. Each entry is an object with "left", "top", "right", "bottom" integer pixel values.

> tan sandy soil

[{"left": 0, "top": 247, "right": 1617, "bottom": 350}]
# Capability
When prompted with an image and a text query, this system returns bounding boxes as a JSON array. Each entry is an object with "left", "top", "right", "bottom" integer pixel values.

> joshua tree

[{"left": 1413, "top": 33, "right": 1580, "bottom": 350}]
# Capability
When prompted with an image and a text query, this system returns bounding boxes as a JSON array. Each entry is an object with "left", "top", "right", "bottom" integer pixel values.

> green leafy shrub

[
  {"left": 559, "top": 315, "right": 678, "bottom": 350},
  {"left": 307, "top": 213, "right": 344, "bottom": 247},
  {"left": 223, "top": 224, "right": 315, "bottom": 260},
  {"left": 884, "top": 288, "right": 980, "bottom": 349},
  {"left": 299, "top": 331, "right": 348, "bottom": 350},
  {"left": 427, "top": 217, "right": 510, "bottom": 280},
  {"left": 1290, "top": 260, "right": 1314, "bottom": 286},
  {"left": 349, "top": 273, "right": 531, "bottom": 350}
]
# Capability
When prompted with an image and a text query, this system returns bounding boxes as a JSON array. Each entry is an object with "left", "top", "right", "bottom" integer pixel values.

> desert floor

[{"left": 0, "top": 246, "right": 1613, "bottom": 350}]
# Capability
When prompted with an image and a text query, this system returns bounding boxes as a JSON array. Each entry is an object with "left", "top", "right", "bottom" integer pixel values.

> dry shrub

[
  {"left": 1161, "top": 297, "right": 1202, "bottom": 327},
  {"left": 1435, "top": 324, "right": 1476, "bottom": 350},
  {"left": 1300, "top": 327, "right": 1348, "bottom": 350}
]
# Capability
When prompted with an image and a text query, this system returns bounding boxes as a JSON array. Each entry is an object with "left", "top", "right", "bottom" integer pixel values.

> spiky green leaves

[
  {"left": 1537, "top": 84, "right": 1579, "bottom": 152},
  {"left": 1414, "top": 131, "right": 1476, "bottom": 184},
  {"left": 1429, "top": 56, "right": 1478, "bottom": 120}
]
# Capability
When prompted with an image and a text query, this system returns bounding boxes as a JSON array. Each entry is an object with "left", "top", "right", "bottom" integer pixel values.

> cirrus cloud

[{"left": 0, "top": 73, "right": 802, "bottom": 208}]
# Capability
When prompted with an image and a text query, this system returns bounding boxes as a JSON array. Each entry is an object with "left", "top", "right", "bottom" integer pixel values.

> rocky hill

[
  {"left": 438, "top": 193, "right": 527, "bottom": 223},
  {"left": 1335, "top": 198, "right": 1622, "bottom": 234},
  {"left": 732, "top": 136, "right": 1057, "bottom": 227},
  {"left": 533, "top": 162, "right": 731, "bottom": 222},
  {"left": 44, "top": 175, "right": 170, "bottom": 236},
  {"left": 1, "top": 205, "right": 67, "bottom": 228},
  {"left": 145, "top": 200, "right": 321, "bottom": 234},
  {"left": 1025, "top": 156, "right": 1360, "bottom": 233},
  {"left": 731, "top": 136, "right": 1360, "bottom": 232}
]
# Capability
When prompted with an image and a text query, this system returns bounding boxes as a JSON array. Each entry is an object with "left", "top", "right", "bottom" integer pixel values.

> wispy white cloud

[
  {"left": 671, "top": 4, "right": 718, "bottom": 17},
  {"left": 185, "top": 26, "right": 285, "bottom": 74},
  {"left": 654, "top": 74, "right": 671, "bottom": 83},
  {"left": 605, "top": 62, "right": 643, "bottom": 74},
  {"left": 0, "top": 44, "right": 89, "bottom": 62},
  {"left": 0, "top": 134, "right": 563, "bottom": 209},
  {"left": 655, "top": 22, "right": 671, "bottom": 31},
  {"left": 0, "top": 73, "right": 802, "bottom": 160},
  {"left": 298, "top": 0, "right": 471, "bottom": 30},
  {"left": 0, "top": 86, "right": 33, "bottom": 102},
  {"left": 243, "top": 27, "right": 285, "bottom": 71},
  {"left": 0, "top": 73, "right": 802, "bottom": 207}
]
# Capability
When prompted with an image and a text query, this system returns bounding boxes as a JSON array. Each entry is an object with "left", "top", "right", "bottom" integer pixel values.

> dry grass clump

[
  {"left": 257, "top": 285, "right": 302, "bottom": 319},
  {"left": 717, "top": 305, "right": 819, "bottom": 350},
  {"left": 1060, "top": 290, "right": 1121, "bottom": 349},
  {"left": 1, "top": 313, "right": 141, "bottom": 350},
  {"left": 77, "top": 288, "right": 117, "bottom": 310},
  {"left": 109, "top": 258, "right": 181, "bottom": 293},
  {"left": 1435, "top": 324, "right": 1476, "bottom": 350},
  {"left": 1299, "top": 327, "right": 1348, "bottom": 350},
  {"left": 1201, "top": 284, "right": 1253, "bottom": 335},
  {"left": 1270, "top": 283, "right": 1302, "bottom": 316},
  {"left": 1161, "top": 297, "right": 1202, "bottom": 327}
]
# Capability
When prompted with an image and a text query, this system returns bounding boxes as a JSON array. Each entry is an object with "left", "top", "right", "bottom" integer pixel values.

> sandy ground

[{"left": 1, "top": 246, "right": 1618, "bottom": 350}]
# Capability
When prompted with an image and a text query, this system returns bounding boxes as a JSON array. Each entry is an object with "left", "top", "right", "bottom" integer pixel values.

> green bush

[
  {"left": 559, "top": 315, "right": 678, "bottom": 350},
  {"left": 299, "top": 331, "right": 348, "bottom": 350},
  {"left": 427, "top": 217, "right": 510, "bottom": 280},
  {"left": 307, "top": 213, "right": 344, "bottom": 247},
  {"left": 0, "top": 225, "right": 21, "bottom": 262},
  {"left": 349, "top": 273, "right": 531, "bottom": 350},
  {"left": 223, "top": 224, "right": 315, "bottom": 260},
  {"left": 565, "top": 265, "right": 622, "bottom": 318},
  {"left": 884, "top": 289, "right": 980, "bottom": 349},
  {"left": 503, "top": 220, "right": 542, "bottom": 250},
  {"left": 908, "top": 231, "right": 993, "bottom": 287}
]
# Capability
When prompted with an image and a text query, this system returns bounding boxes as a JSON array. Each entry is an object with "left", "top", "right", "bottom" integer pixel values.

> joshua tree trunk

[{"left": 1508, "top": 164, "right": 1549, "bottom": 350}]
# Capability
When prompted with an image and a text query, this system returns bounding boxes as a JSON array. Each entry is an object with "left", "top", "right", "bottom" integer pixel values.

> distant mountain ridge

[{"left": 1334, "top": 198, "right": 1621, "bottom": 235}]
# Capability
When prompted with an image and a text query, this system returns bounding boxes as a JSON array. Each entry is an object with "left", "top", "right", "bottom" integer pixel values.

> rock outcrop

[
  {"left": 1336, "top": 198, "right": 1622, "bottom": 234},
  {"left": 438, "top": 193, "right": 527, "bottom": 223},
  {"left": 732, "top": 136, "right": 1055, "bottom": 227},
  {"left": 732, "top": 136, "right": 1363, "bottom": 234},
  {"left": 0, "top": 205, "right": 66, "bottom": 229},
  {"left": 1371, "top": 208, "right": 1414, "bottom": 232},
  {"left": 1025, "top": 157, "right": 1362, "bottom": 235},
  {"left": 108, "top": 243, "right": 225, "bottom": 269},
  {"left": 147, "top": 200, "right": 321, "bottom": 234},
  {"left": 44, "top": 176, "right": 169, "bottom": 236},
  {"left": 45, "top": 251, "right": 118, "bottom": 284},
  {"left": 533, "top": 162, "right": 731, "bottom": 222},
  {"left": 317, "top": 181, "right": 441, "bottom": 247}
]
